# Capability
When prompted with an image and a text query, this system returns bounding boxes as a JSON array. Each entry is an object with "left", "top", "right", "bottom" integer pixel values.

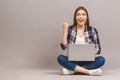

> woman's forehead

[{"left": 77, "top": 9, "right": 86, "bottom": 14}]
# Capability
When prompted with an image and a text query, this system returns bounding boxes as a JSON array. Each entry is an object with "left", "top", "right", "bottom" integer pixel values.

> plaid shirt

[{"left": 61, "top": 25, "right": 101, "bottom": 54}]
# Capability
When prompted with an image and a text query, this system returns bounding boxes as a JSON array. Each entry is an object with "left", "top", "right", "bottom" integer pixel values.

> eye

[
  {"left": 76, "top": 13, "right": 80, "bottom": 16},
  {"left": 82, "top": 13, "right": 86, "bottom": 16}
]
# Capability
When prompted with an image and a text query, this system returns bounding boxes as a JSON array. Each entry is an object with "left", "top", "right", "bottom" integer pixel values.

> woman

[{"left": 57, "top": 6, "right": 105, "bottom": 76}]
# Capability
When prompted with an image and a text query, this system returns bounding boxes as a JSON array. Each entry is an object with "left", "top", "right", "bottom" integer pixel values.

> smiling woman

[
  {"left": 73, "top": 6, "right": 89, "bottom": 28},
  {"left": 76, "top": 10, "right": 87, "bottom": 27},
  {"left": 57, "top": 6, "right": 105, "bottom": 76}
]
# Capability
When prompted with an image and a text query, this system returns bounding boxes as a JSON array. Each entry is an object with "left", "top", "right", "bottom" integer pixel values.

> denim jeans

[{"left": 57, "top": 54, "right": 105, "bottom": 71}]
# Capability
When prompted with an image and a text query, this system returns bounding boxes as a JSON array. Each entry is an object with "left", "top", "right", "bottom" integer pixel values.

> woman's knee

[
  {"left": 95, "top": 56, "right": 105, "bottom": 65},
  {"left": 57, "top": 55, "right": 67, "bottom": 63}
]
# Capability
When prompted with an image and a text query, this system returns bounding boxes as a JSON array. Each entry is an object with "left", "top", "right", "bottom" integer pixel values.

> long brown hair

[{"left": 73, "top": 6, "right": 89, "bottom": 27}]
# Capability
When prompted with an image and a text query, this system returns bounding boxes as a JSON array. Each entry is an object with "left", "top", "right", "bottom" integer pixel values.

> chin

[{"left": 78, "top": 23, "right": 85, "bottom": 26}]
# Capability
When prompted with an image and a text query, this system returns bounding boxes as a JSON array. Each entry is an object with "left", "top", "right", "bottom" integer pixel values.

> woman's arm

[
  {"left": 93, "top": 28, "right": 101, "bottom": 54},
  {"left": 60, "top": 23, "right": 69, "bottom": 50}
]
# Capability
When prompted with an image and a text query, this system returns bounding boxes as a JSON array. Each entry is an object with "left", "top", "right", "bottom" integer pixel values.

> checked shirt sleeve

[{"left": 93, "top": 28, "right": 101, "bottom": 54}]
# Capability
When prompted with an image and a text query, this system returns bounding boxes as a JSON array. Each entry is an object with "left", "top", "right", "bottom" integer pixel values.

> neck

[{"left": 77, "top": 24, "right": 85, "bottom": 30}]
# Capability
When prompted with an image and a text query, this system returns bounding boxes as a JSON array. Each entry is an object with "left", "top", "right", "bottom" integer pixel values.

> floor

[{"left": 0, "top": 68, "right": 120, "bottom": 80}]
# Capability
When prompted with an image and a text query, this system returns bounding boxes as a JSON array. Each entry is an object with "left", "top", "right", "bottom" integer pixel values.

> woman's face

[{"left": 75, "top": 9, "right": 87, "bottom": 26}]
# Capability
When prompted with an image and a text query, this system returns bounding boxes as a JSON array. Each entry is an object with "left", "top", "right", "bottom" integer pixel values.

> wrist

[{"left": 63, "top": 29, "right": 68, "bottom": 34}]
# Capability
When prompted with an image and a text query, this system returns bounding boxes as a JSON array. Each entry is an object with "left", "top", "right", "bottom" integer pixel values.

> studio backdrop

[{"left": 0, "top": 0, "right": 120, "bottom": 70}]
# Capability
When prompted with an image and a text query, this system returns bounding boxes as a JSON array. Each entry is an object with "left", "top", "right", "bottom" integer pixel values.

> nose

[{"left": 79, "top": 15, "right": 83, "bottom": 19}]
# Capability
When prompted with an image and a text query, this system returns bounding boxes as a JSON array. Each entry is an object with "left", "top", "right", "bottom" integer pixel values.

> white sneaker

[
  {"left": 89, "top": 68, "right": 102, "bottom": 76},
  {"left": 62, "top": 68, "right": 75, "bottom": 75}
]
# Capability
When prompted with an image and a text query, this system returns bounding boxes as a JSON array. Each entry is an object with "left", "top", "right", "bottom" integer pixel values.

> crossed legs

[{"left": 57, "top": 54, "right": 105, "bottom": 75}]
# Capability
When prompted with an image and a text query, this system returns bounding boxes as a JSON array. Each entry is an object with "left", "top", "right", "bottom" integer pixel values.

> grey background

[{"left": 0, "top": 0, "right": 120, "bottom": 70}]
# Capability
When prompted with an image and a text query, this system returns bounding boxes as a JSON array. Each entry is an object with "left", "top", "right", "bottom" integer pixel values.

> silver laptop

[{"left": 67, "top": 44, "right": 95, "bottom": 61}]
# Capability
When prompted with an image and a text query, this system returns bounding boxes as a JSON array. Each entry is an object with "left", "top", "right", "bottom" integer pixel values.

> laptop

[{"left": 67, "top": 44, "right": 95, "bottom": 61}]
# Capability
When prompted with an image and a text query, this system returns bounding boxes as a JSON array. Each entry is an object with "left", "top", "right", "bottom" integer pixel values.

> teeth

[
  {"left": 79, "top": 20, "right": 84, "bottom": 22},
  {"left": 79, "top": 20, "right": 83, "bottom": 21}
]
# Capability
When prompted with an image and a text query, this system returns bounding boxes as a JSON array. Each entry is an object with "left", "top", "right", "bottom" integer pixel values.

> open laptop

[{"left": 67, "top": 44, "right": 95, "bottom": 61}]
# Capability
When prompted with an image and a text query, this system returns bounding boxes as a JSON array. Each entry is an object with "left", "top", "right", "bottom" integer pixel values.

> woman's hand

[
  {"left": 62, "top": 22, "right": 69, "bottom": 31},
  {"left": 62, "top": 22, "right": 69, "bottom": 35},
  {"left": 95, "top": 50, "right": 98, "bottom": 55},
  {"left": 61, "top": 22, "right": 69, "bottom": 45}
]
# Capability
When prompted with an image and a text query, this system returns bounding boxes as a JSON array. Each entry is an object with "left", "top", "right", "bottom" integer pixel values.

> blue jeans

[{"left": 57, "top": 54, "right": 105, "bottom": 71}]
